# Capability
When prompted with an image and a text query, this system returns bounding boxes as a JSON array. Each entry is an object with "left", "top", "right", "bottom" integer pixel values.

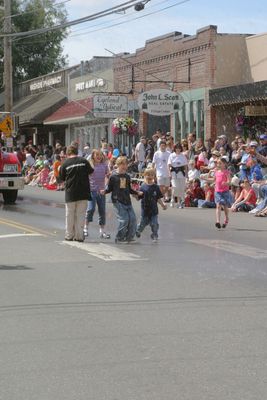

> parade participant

[
  {"left": 152, "top": 140, "right": 171, "bottom": 202},
  {"left": 59, "top": 145, "right": 94, "bottom": 242},
  {"left": 83, "top": 149, "right": 111, "bottom": 239},
  {"left": 213, "top": 158, "right": 231, "bottom": 229},
  {"left": 167, "top": 143, "right": 188, "bottom": 208},
  {"left": 136, "top": 168, "right": 167, "bottom": 242},
  {"left": 100, "top": 156, "right": 142, "bottom": 244}
]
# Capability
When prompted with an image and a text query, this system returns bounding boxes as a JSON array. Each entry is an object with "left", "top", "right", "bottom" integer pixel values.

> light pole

[{"left": 3, "top": 0, "right": 12, "bottom": 111}]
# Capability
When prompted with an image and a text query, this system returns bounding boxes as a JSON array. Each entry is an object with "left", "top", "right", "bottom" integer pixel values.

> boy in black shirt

[
  {"left": 101, "top": 156, "right": 142, "bottom": 243},
  {"left": 136, "top": 168, "right": 167, "bottom": 241}
]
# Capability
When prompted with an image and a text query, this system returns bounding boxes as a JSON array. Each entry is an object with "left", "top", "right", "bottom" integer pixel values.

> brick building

[{"left": 113, "top": 25, "right": 250, "bottom": 142}]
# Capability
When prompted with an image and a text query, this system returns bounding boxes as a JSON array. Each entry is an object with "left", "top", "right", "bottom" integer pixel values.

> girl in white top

[{"left": 168, "top": 142, "right": 188, "bottom": 208}]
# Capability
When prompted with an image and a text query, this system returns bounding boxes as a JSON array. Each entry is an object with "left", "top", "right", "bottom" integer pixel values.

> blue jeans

[
  {"left": 198, "top": 199, "right": 216, "bottom": 208},
  {"left": 86, "top": 191, "right": 106, "bottom": 226},
  {"left": 113, "top": 202, "right": 137, "bottom": 241},
  {"left": 254, "top": 185, "right": 267, "bottom": 211},
  {"left": 137, "top": 214, "right": 159, "bottom": 237}
]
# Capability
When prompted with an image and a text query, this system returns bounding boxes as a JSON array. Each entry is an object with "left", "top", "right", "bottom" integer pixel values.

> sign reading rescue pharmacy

[
  {"left": 138, "top": 89, "right": 184, "bottom": 116},
  {"left": 93, "top": 95, "right": 128, "bottom": 118}
]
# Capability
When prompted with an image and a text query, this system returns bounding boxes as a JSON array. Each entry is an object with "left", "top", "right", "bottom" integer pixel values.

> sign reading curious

[{"left": 137, "top": 89, "right": 184, "bottom": 116}]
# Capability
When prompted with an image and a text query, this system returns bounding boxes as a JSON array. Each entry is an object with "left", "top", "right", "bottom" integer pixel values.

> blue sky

[{"left": 63, "top": 0, "right": 267, "bottom": 66}]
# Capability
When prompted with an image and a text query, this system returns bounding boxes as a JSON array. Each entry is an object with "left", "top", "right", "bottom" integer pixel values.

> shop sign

[
  {"left": 245, "top": 105, "right": 267, "bottom": 116},
  {"left": 137, "top": 89, "right": 184, "bottom": 116},
  {"left": 75, "top": 78, "right": 105, "bottom": 92},
  {"left": 93, "top": 95, "right": 128, "bottom": 118},
  {"left": 30, "top": 75, "right": 62, "bottom": 92}
]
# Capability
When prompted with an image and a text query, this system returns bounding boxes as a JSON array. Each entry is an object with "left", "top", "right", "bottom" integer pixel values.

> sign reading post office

[
  {"left": 93, "top": 95, "right": 128, "bottom": 118},
  {"left": 137, "top": 89, "right": 184, "bottom": 116}
]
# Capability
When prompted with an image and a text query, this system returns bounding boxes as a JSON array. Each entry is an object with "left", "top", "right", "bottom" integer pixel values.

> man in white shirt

[
  {"left": 135, "top": 136, "right": 147, "bottom": 172},
  {"left": 152, "top": 140, "right": 171, "bottom": 201}
]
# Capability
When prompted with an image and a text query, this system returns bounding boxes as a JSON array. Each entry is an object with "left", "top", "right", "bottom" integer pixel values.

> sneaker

[
  {"left": 115, "top": 238, "right": 127, "bottom": 244},
  {"left": 83, "top": 227, "right": 88, "bottom": 237},
  {"left": 170, "top": 201, "right": 174, "bottom": 208},
  {"left": 151, "top": 233, "right": 158, "bottom": 241},
  {"left": 100, "top": 232, "right": 111, "bottom": 239},
  {"left": 249, "top": 208, "right": 257, "bottom": 214},
  {"left": 136, "top": 231, "right": 141, "bottom": 238}
]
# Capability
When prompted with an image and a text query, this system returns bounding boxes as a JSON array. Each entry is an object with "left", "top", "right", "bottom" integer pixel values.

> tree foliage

[{"left": 0, "top": 0, "right": 69, "bottom": 87}]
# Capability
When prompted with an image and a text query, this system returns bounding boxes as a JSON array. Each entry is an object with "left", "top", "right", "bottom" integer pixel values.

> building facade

[
  {"left": 13, "top": 66, "right": 78, "bottom": 145},
  {"left": 113, "top": 25, "right": 251, "bottom": 142},
  {"left": 44, "top": 57, "right": 119, "bottom": 151}
]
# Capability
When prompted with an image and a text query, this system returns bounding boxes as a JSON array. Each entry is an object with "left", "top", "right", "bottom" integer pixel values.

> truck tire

[{"left": 2, "top": 190, "right": 18, "bottom": 204}]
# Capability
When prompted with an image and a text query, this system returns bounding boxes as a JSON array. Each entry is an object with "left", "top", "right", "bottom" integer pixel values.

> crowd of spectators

[
  {"left": 131, "top": 129, "right": 267, "bottom": 218},
  {"left": 14, "top": 129, "right": 267, "bottom": 217}
]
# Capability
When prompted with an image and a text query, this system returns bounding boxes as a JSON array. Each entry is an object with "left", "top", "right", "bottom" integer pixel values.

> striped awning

[{"left": 209, "top": 80, "right": 267, "bottom": 106}]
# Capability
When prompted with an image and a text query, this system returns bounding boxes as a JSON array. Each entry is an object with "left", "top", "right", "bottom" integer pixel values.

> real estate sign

[{"left": 137, "top": 89, "right": 184, "bottom": 116}]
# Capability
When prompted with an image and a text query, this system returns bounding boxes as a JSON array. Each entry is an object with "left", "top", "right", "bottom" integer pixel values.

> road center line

[
  {"left": 0, "top": 233, "right": 44, "bottom": 239},
  {"left": 60, "top": 241, "right": 147, "bottom": 262},
  {"left": 0, "top": 217, "right": 53, "bottom": 236},
  {"left": 188, "top": 239, "right": 267, "bottom": 260}
]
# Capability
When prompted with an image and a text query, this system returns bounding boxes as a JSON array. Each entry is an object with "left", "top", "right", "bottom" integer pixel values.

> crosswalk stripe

[
  {"left": 188, "top": 239, "right": 267, "bottom": 260},
  {"left": 60, "top": 240, "right": 147, "bottom": 262}
]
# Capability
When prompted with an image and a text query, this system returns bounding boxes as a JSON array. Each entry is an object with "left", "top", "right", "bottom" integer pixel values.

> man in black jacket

[{"left": 59, "top": 145, "right": 94, "bottom": 242}]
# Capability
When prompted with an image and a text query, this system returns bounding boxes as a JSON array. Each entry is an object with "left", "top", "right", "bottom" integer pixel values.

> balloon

[{"left": 113, "top": 149, "right": 120, "bottom": 157}]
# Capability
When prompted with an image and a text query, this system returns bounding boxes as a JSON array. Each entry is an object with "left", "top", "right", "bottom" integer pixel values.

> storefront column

[
  {"left": 180, "top": 106, "right": 186, "bottom": 139},
  {"left": 188, "top": 101, "right": 194, "bottom": 133},
  {"left": 48, "top": 131, "right": 53, "bottom": 146},
  {"left": 196, "top": 100, "right": 201, "bottom": 138},
  {"left": 33, "top": 128, "right": 38, "bottom": 145},
  {"left": 65, "top": 126, "right": 71, "bottom": 146}
]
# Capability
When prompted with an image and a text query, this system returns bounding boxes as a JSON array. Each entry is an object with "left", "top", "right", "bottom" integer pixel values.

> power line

[
  {"left": 1, "top": 0, "right": 70, "bottom": 21},
  {"left": 67, "top": 0, "right": 190, "bottom": 39},
  {"left": 0, "top": 0, "right": 145, "bottom": 38}
]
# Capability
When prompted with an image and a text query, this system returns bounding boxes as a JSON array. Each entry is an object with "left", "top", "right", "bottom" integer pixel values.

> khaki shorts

[{"left": 157, "top": 176, "right": 170, "bottom": 187}]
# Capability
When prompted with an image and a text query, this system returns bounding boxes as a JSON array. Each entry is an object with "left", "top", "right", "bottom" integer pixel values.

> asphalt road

[{"left": 0, "top": 186, "right": 267, "bottom": 400}]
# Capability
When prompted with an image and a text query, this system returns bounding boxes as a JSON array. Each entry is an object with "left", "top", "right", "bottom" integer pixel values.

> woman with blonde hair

[{"left": 84, "top": 149, "right": 110, "bottom": 239}]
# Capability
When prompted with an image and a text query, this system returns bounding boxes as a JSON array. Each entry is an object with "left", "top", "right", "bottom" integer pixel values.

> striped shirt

[{"left": 89, "top": 162, "right": 108, "bottom": 191}]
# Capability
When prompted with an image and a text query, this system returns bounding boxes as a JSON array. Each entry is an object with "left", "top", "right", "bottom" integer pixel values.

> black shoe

[
  {"left": 65, "top": 237, "right": 73, "bottom": 241},
  {"left": 215, "top": 222, "right": 221, "bottom": 229},
  {"left": 74, "top": 239, "right": 84, "bottom": 243},
  {"left": 136, "top": 231, "right": 141, "bottom": 238}
]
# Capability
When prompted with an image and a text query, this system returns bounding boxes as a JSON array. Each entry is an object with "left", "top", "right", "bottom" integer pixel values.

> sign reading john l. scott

[
  {"left": 137, "top": 89, "right": 184, "bottom": 116},
  {"left": 93, "top": 95, "right": 128, "bottom": 118}
]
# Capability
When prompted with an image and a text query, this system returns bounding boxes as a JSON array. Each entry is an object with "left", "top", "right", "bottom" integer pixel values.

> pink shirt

[{"left": 215, "top": 170, "right": 230, "bottom": 192}]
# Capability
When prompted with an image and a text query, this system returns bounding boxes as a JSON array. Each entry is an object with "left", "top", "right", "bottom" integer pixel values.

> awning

[
  {"left": 44, "top": 97, "right": 94, "bottom": 125},
  {"left": 13, "top": 88, "right": 68, "bottom": 125},
  {"left": 209, "top": 80, "right": 267, "bottom": 106}
]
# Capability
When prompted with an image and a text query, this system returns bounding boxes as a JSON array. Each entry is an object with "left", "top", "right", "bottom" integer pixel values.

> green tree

[{"left": 0, "top": 0, "right": 68, "bottom": 87}]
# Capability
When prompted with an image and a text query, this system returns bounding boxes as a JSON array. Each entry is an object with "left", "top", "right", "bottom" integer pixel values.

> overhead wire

[{"left": 0, "top": 0, "right": 145, "bottom": 38}]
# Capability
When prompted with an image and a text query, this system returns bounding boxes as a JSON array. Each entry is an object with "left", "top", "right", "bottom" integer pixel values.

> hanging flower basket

[{"left": 112, "top": 116, "right": 138, "bottom": 136}]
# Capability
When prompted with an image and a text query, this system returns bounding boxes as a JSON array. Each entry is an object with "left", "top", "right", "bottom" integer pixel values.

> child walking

[
  {"left": 213, "top": 158, "right": 231, "bottom": 229},
  {"left": 136, "top": 168, "right": 167, "bottom": 241},
  {"left": 101, "top": 156, "right": 142, "bottom": 243}
]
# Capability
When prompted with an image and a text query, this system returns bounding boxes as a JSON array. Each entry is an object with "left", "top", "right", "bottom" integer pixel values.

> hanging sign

[
  {"left": 137, "top": 89, "right": 184, "bottom": 116},
  {"left": 93, "top": 95, "right": 128, "bottom": 118}
]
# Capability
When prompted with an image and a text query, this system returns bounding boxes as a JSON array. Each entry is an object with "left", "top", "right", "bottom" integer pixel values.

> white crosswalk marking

[
  {"left": 188, "top": 239, "right": 267, "bottom": 260},
  {"left": 61, "top": 241, "right": 147, "bottom": 262}
]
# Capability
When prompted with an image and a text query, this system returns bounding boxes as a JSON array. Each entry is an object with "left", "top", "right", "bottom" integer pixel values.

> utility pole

[{"left": 3, "top": 0, "right": 12, "bottom": 111}]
